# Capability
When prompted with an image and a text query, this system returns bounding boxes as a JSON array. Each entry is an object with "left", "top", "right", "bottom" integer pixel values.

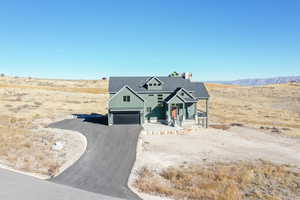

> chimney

[{"left": 182, "top": 72, "right": 192, "bottom": 80}]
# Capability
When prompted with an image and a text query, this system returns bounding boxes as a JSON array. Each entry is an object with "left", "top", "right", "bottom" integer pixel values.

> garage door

[{"left": 113, "top": 111, "right": 140, "bottom": 125}]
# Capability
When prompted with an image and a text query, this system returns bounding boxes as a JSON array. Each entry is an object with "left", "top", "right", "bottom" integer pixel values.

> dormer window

[{"left": 142, "top": 76, "right": 164, "bottom": 90}]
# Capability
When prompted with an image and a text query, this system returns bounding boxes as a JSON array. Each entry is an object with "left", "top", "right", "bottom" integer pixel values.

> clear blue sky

[{"left": 0, "top": 0, "right": 299, "bottom": 81}]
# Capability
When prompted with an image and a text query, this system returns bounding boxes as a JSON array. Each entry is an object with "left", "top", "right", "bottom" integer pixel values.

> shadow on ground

[{"left": 73, "top": 113, "right": 108, "bottom": 125}]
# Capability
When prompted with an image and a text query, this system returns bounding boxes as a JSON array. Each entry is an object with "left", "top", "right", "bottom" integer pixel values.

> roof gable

[
  {"left": 166, "top": 93, "right": 185, "bottom": 104},
  {"left": 144, "top": 76, "right": 164, "bottom": 85},
  {"left": 109, "top": 85, "right": 145, "bottom": 102},
  {"left": 165, "top": 87, "right": 197, "bottom": 103},
  {"left": 175, "top": 88, "right": 196, "bottom": 100}
]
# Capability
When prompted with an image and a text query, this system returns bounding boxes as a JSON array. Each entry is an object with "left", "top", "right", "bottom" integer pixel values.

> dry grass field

[
  {"left": 205, "top": 82, "right": 300, "bottom": 137},
  {"left": 134, "top": 160, "right": 300, "bottom": 200},
  {"left": 0, "top": 76, "right": 108, "bottom": 177},
  {"left": 0, "top": 75, "right": 299, "bottom": 199}
]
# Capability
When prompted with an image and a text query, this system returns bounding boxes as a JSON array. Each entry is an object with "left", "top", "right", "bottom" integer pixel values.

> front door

[{"left": 171, "top": 106, "right": 177, "bottom": 119}]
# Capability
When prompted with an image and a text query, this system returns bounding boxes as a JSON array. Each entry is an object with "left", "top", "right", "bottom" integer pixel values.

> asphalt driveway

[{"left": 49, "top": 116, "right": 142, "bottom": 200}]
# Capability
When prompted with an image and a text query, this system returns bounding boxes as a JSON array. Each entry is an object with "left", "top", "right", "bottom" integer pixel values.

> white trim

[
  {"left": 110, "top": 90, "right": 174, "bottom": 94},
  {"left": 166, "top": 87, "right": 199, "bottom": 104},
  {"left": 108, "top": 85, "right": 145, "bottom": 102},
  {"left": 176, "top": 88, "right": 197, "bottom": 100},
  {"left": 166, "top": 94, "right": 185, "bottom": 104},
  {"left": 177, "top": 95, "right": 187, "bottom": 103},
  {"left": 110, "top": 108, "right": 143, "bottom": 112},
  {"left": 144, "top": 76, "right": 164, "bottom": 85}
]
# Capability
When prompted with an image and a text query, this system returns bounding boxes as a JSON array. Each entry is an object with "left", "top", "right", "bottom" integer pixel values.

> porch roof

[{"left": 164, "top": 87, "right": 198, "bottom": 103}]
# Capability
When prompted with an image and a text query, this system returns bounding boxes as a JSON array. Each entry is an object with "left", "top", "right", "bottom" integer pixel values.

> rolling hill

[{"left": 209, "top": 75, "right": 300, "bottom": 86}]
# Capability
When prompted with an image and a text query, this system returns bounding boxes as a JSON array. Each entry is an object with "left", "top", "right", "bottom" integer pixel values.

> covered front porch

[{"left": 164, "top": 96, "right": 208, "bottom": 128}]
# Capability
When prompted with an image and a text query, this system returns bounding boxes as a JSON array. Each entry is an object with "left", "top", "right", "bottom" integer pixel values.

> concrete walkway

[{"left": 49, "top": 117, "right": 142, "bottom": 200}]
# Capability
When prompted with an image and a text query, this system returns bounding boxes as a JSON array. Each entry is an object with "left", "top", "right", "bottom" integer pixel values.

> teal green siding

[
  {"left": 177, "top": 89, "right": 194, "bottom": 99},
  {"left": 168, "top": 95, "right": 185, "bottom": 104},
  {"left": 186, "top": 103, "right": 196, "bottom": 119},
  {"left": 108, "top": 87, "right": 145, "bottom": 125},
  {"left": 140, "top": 93, "right": 170, "bottom": 121},
  {"left": 109, "top": 87, "right": 144, "bottom": 110},
  {"left": 108, "top": 87, "right": 199, "bottom": 125}
]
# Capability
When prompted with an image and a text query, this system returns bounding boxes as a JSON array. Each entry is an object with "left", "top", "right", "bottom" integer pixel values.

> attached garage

[{"left": 112, "top": 111, "right": 141, "bottom": 125}]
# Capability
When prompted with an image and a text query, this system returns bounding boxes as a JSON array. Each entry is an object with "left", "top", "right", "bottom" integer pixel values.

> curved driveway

[{"left": 49, "top": 117, "right": 142, "bottom": 200}]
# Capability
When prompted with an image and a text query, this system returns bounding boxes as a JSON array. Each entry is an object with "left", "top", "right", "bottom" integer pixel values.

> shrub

[
  {"left": 230, "top": 123, "right": 244, "bottom": 127},
  {"left": 210, "top": 124, "right": 230, "bottom": 130}
]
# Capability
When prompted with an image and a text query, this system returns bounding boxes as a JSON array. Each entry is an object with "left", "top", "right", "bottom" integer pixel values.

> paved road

[
  {"left": 0, "top": 168, "right": 123, "bottom": 200},
  {"left": 49, "top": 117, "right": 142, "bottom": 200}
]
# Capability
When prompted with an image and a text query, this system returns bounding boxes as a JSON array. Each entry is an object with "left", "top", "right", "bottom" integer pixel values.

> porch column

[
  {"left": 183, "top": 103, "right": 186, "bottom": 120},
  {"left": 167, "top": 103, "right": 170, "bottom": 123},
  {"left": 205, "top": 99, "right": 208, "bottom": 128},
  {"left": 194, "top": 102, "right": 197, "bottom": 121}
]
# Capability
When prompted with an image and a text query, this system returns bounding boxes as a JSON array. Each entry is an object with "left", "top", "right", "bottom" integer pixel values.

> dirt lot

[
  {"left": 131, "top": 127, "right": 300, "bottom": 200},
  {"left": 0, "top": 76, "right": 108, "bottom": 178}
]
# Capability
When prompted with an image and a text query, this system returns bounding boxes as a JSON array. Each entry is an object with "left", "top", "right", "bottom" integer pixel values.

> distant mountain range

[{"left": 207, "top": 76, "right": 300, "bottom": 86}]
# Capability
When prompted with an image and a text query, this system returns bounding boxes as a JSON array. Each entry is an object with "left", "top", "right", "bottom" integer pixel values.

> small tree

[
  {"left": 168, "top": 71, "right": 179, "bottom": 77},
  {"left": 0, "top": 73, "right": 4, "bottom": 77}
]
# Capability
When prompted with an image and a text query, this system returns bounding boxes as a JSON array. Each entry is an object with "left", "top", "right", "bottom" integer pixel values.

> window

[
  {"left": 149, "top": 83, "right": 152, "bottom": 86},
  {"left": 181, "top": 92, "right": 185, "bottom": 96},
  {"left": 147, "top": 107, "right": 152, "bottom": 112},
  {"left": 148, "top": 94, "right": 154, "bottom": 96},
  {"left": 153, "top": 83, "right": 157, "bottom": 86},
  {"left": 123, "top": 96, "right": 130, "bottom": 102},
  {"left": 158, "top": 94, "right": 163, "bottom": 102},
  {"left": 158, "top": 83, "right": 161, "bottom": 86}
]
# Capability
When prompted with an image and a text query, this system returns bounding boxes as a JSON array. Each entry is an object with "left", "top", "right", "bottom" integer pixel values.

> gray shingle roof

[
  {"left": 183, "top": 97, "right": 198, "bottom": 102},
  {"left": 109, "top": 76, "right": 209, "bottom": 99}
]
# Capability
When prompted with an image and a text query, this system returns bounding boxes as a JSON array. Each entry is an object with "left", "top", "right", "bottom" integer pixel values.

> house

[{"left": 108, "top": 76, "right": 209, "bottom": 127}]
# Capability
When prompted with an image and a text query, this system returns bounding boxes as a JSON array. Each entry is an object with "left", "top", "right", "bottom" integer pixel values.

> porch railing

[{"left": 197, "top": 111, "right": 207, "bottom": 118}]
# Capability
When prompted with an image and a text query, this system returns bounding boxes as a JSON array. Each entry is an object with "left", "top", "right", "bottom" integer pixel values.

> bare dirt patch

[
  {"left": 130, "top": 127, "right": 300, "bottom": 199},
  {"left": 0, "top": 127, "right": 86, "bottom": 179}
]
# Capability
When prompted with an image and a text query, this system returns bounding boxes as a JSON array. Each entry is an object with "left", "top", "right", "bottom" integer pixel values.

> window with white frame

[{"left": 123, "top": 96, "right": 130, "bottom": 102}]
